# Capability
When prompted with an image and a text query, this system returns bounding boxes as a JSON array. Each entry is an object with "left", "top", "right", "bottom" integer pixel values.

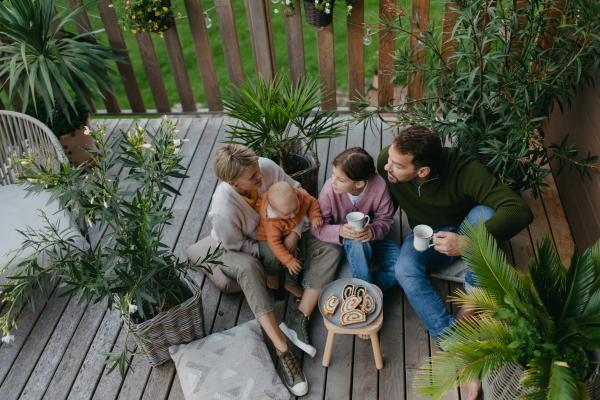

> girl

[{"left": 311, "top": 147, "right": 398, "bottom": 286}]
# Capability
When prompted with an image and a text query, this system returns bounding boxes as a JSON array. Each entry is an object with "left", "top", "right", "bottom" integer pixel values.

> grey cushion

[
  {"left": 0, "top": 184, "right": 88, "bottom": 286},
  {"left": 169, "top": 319, "right": 290, "bottom": 400}
]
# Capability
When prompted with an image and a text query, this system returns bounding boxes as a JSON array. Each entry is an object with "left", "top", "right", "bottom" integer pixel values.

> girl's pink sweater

[{"left": 311, "top": 173, "right": 395, "bottom": 245}]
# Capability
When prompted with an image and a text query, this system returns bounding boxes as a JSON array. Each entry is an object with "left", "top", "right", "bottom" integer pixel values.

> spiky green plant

[
  {"left": 415, "top": 220, "right": 600, "bottom": 399},
  {"left": 0, "top": 0, "right": 125, "bottom": 124},
  {"left": 221, "top": 73, "right": 346, "bottom": 174}
]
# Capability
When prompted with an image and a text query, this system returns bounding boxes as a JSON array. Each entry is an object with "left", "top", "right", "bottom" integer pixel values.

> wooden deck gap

[
  {"left": 348, "top": 335, "right": 356, "bottom": 400},
  {"left": 207, "top": 291, "right": 224, "bottom": 335}
]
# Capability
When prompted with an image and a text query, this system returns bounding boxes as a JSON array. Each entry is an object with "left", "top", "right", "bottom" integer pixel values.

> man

[{"left": 374, "top": 125, "right": 534, "bottom": 399}]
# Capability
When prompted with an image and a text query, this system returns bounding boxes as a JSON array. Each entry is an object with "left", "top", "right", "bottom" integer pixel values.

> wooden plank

[
  {"left": 440, "top": 3, "right": 459, "bottom": 73},
  {"left": 323, "top": 120, "right": 348, "bottom": 183},
  {"left": 404, "top": 291, "right": 430, "bottom": 400},
  {"left": 346, "top": 121, "right": 364, "bottom": 149},
  {"left": 0, "top": 276, "right": 59, "bottom": 372},
  {"left": 183, "top": 0, "right": 222, "bottom": 111},
  {"left": 407, "top": 0, "right": 429, "bottom": 103},
  {"left": 134, "top": 32, "right": 171, "bottom": 113},
  {"left": 166, "top": 374, "right": 184, "bottom": 400},
  {"left": 40, "top": 300, "right": 108, "bottom": 400},
  {"left": 364, "top": 118, "right": 382, "bottom": 162},
  {"left": 316, "top": 138, "right": 331, "bottom": 191},
  {"left": 347, "top": 0, "right": 365, "bottom": 110},
  {"left": 263, "top": 0, "right": 277, "bottom": 75},
  {"left": 0, "top": 283, "right": 71, "bottom": 399},
  {"left": 449, "top": 281, "right": 470, "bottom": 400},
  {"left": 214, "top": 0, "right": 245, "bottom": 88},
  {"left": 379, "top": 286, "right": 405, "bottom": 399},
  {"left": 115, "top": 350, "right": 152, "bottom": 400},
  {"left": 246, "top": 0, "right": 274, "bottom": 81},
  {"left": 378, "top": 0, "right": 395, "bottom": 107},
  {"left": 299, "top": 313, "right": 328, "bottom": 399},
  {"left": 61, "top": 308, "right": 121, "bottom": 400},
  {"left": 140, "top": 362, "right": 175, "bottom": 400},
  {"left": 66, "top": 0, "right": 121, "bottom": 113},
  {"left": 284, "top": 2, "right": 306, "bottom": 85},
  {"left": 541, "top": 174, "right": 575, "bottom": 266},
  {"left": 317, "top": 23, "right": 337, "bottom": 110},
  {"left": 97, "top": 0, "right": 146, "bottom": 113},
  {"left": 521, "top": 189, "right": 553, "bottom": 259},
  {"left": 163, "top": 21, "right": 197, "bottom": 112},
  {"left": 508, "top": 227, "right": 535, "bottom": 274}
]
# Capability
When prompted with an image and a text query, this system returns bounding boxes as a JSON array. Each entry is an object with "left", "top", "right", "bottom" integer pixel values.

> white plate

[{"left": 318, "top": 278, "right": 382, "bottom": 329}]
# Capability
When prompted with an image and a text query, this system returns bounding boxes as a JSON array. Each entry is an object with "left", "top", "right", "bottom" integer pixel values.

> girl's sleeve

[
  {"left": 367, "top": 185, "right": 395, "bottom": 241},
  {"left": 310, "top": 185, "right": 344, "bottom": 245}
]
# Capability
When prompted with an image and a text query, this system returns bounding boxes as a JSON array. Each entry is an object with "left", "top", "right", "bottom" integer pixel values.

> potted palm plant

[
  {"left": 221, "top": 73, "right": 346, "bottom": 197},
  {"left": 0, "top": 0, "right": 124, "bottom": 165},
  {"left": 0, "top": 117, "right": 222, "bottom": 376},
  {"left": 414, "top": 221, "right": 600, "bottom": 399}
]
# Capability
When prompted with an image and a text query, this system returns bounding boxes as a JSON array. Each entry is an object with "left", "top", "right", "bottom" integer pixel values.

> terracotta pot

[{"left": 58, "top": 117, "right": 97, "bottom": 166}]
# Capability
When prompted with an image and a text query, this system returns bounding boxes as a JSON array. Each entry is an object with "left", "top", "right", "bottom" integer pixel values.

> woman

[{"left": 185, "top": 144, "right": 343, "bottom": 397}]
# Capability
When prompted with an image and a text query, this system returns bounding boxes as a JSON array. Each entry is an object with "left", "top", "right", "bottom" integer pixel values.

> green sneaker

[
  {"left": 277, "top": 349, "right": 308, "bottom": 396},
  {"left": 279, "top": 309, "right": 317, "bottom": 357}
]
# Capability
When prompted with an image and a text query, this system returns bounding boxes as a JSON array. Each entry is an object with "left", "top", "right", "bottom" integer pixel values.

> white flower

[
  {"left": 176, "top": 148, "right": 184, "bottom": 155},
  {"left": 174, "top": 139, "right": 181, "bottom": 146},
  {"left": 348, "top": 5, "right": 352, "bottom": 9},
  {"left": 274, "top": 8, "right": 279, "bottom": 13},
  {"left": 87, "top": 218, "right": 93, "bottom": 228},
  {"left": 286, "top": 0, "right": 290, "bottom": 4},
  {"left": 315, "top": 0, "right": 318, "bottom": 3},
  {"left": 325, "top": 8, "right": 330, "bottom": 13},
  {"left": 90, "top": 197, "right": 94, "bottom": 204},
  {"left": 27, "top": 178, "right": 36, "bottom": 182},
  {"left": 182, "top": 139, "right": 190, "bottom": 142},
  {"left": 128, "top": 304, "right": 138, "bottom": 314},
  {"left": 103, "top": 201, "right": 108, "bottom": 208},
  {"left": 84, "top": 126, "right": 91, "bottom": 135},
  {"left": 163, "top": 115, "right": 168, "bottom": 121},
  {"left": 142, "top": 143, "right": 152, "bottom": 149},
  {"left": 21, "top": 161, "right": 28, "bottom": 165},
  {"left": 2, "top": 333, "right": 14, "bottom": 344},
  {"left": 174, "top": 130, "right": 179, "bottom": 133}
]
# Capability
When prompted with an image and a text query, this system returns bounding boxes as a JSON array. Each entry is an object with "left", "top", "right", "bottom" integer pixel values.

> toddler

[{"left": 256, "top": 181, "right": 323, "bottom": 296}]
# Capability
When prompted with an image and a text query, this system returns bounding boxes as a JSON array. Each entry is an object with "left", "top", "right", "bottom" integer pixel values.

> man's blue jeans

[
  {"left": 374, "top": 205, "right": 495, "bottom": 342},
  {"left": 343, "top": 238, "right": 401, "bottom": 284}
]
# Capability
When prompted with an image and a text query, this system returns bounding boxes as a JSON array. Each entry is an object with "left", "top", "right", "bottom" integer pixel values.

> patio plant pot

[
  {"left": 303, "top": 0, "right": 334, "bottom": 28},
  {"left": 58, "top": 116, "right": 97, "bottom": 167},
  {"left": 122, "top": 273, "right": 206, "bottom": 367},
  {"left": 285, "top": 139, "right": 320, "bottom": 198},
  {"left": 482, "top": 351, "right": 600, "bottom": 399}
]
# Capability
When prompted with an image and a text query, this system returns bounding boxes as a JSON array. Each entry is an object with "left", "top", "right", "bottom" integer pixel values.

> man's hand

[
  {"left": 283, "top": 231, "right": 299, "bottom": 258},
  {"left": 311, "top": 216, "right": 323, "bottom": 229},
  {"left": 339, "top": 224, "right": 357, "bottom": 240},
  {"left": 355, "top": 226, "right": 373, "bottom": 243},
  {"left": 432, "top": 231, "right": 463, "bottom": 256},
  {"left": 287, "top": 259, "right": 302, "bottom": 275}
]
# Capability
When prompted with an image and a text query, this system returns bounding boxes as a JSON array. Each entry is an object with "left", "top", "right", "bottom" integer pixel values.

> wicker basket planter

[
  {"left": 482, "top": 351, "right": 600, "bottom": 399},
  {"left": 285, "top": 139, "right": 320, "bottom": 198},
  {"left": 303, "top": 0, "right": 334, "bottom": 27},
  {"left": 121, "top": 275, "right": 206, "bottom": 367}
]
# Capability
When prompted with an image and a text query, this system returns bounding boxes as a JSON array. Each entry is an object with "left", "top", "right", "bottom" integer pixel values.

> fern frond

[
  {"left": 450, "top": 286, "right": 501, "bottom": 318},
  {"left": 562, "top": 251, "right": 596, "bottom": 324},
  {"left": 546, "top": 360, "right": 579, "bottom": 399},
  {"left": 528, "top": 236, "right": 566, "bottom": 322},
  {"left": 518, "top": 355, "right": 552, "bottom": 400}
]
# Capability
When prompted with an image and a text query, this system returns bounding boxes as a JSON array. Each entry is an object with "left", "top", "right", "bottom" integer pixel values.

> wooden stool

[{"left": 321, "top": 285, "right": 384, "bottom": 370}]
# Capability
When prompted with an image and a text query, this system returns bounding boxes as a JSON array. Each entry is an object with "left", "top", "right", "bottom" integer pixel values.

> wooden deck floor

[{"left": 0, "top": 116, "right": 575, "bottom": 400}]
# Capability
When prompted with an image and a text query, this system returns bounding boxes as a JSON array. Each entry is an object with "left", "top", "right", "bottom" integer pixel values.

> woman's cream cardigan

[{"left": 209, "top": 158, "right": 303, "bottom": 258}]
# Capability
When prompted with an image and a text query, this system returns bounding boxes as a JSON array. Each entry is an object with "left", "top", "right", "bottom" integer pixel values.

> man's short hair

[
  {"left": 392, "top": 125, "right": 442, "bottom": 170},
  {"left": 214, "top": 143, "right": 259, "bottom": 182}
]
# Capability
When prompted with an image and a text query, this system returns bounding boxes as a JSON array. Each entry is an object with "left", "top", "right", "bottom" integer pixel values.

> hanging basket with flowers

[
  {"left": 112, "top": 0, "right": 179, "bottom": 36},
  {"left": 281, "top": 0, "right": 357, "bottom": 27}
]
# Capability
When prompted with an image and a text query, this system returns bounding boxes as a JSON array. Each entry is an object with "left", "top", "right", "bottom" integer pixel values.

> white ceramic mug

[
  {"left": 346, "top": 211, "right": 370, "bottom": 231},
  {"left": 413, "top": 224, "right": 435, "bottom": 252}
]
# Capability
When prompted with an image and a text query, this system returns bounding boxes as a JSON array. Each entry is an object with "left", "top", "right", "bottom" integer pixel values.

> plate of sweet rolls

[{"left": 318, "top": 278, "right": 382, "bottom": 328}]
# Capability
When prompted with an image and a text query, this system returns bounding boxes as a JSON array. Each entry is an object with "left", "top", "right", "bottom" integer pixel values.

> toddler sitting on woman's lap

[{"left": 256, "top": 181, "right": 323, "bottom": 296}]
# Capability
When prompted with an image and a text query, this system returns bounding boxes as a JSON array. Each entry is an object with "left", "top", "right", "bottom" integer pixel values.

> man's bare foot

[
  {"left": 284, "top": 284, "right": 304, "bottom": 298},
  {"left": 465, "top": 380, "right": 481, "bottom": 400},
  {"left": 267, "top": 277, "right": 279, "bottom": 290},
  {"left": 358, "top": 334, "right": 369, "bottom": 340}
]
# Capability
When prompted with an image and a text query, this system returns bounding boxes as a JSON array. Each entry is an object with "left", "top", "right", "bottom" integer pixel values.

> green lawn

[{"left": 42, "top": 1, "right": 444, "bottom": 111}]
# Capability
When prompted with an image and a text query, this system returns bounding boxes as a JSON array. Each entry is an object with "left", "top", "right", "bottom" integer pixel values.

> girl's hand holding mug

[{"left": 339, "top": 223, "right": 357, "bottom": 240}]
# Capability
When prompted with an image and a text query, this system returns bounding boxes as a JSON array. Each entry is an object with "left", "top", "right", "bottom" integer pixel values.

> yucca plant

[
  {"left": 0, "top": 0, "right": 124, "bottom": 123},
  {"left": 221, "top": 73, "right": 346, "bottom": 174},
  {"left": 415, "top": 220, "right": 600, "bottom": 399}
]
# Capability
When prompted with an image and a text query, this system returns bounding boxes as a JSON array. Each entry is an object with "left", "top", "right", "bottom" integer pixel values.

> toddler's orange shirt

[{"left": 256, "top": 187, "right": 322, "bottom": 267}]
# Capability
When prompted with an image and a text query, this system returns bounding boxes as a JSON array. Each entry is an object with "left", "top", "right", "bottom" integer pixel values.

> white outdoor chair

[{"left": 0, "top": 111, "right": 87, "bottom": 285}]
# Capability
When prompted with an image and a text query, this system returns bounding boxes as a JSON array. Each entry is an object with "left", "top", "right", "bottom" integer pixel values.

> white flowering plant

[
  {"left": 0, "top": 117, "right": 222, "bottom": 375},
  {"left": 314, "top": 0, "right": 358, "bottom": 16}
]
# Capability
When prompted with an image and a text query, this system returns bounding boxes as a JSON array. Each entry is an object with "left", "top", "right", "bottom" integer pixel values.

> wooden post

[
  {"left": 440, "top": 2, "right": 459, "bottom": 73},
  {"left": 163, "top": 20, "right": 197, "bottom": 112},
  {"left": 246, "top": 0, "right": 275, "bottom": 81},
  {"left": 284, "top": 2, "right": 306, "bottom": 86},
  {"left": 214, "top": 0, "right": 245, "bottom": 88},
  {"left": 318, "top": 23, "right": 337, "bottom": 110},
  {"left": 378, "top": 0, "right": 395, "bottom": 108},
  {"left": 66, "top": 0, "right": 120, "bottom": 114},
  {"left": 135, "top": 32, "right": 171, "bottom": 112},
  {"left": 263, "top": 0, "right": 277, "bottom": 75},
  {"left": 183, "top": 0, "right": 222, "bottom": 111},
  {"left": 407, "top": 0, "right": 429, "bottom": 103},
  {"left": 97, "top": 0, "right": 146, "bottom": 113},
  {"left": 347, "top": 0, "right": 365, "bottom": 110}
]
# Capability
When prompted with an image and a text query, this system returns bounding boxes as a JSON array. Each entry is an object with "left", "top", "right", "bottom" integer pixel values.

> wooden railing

[{"left": 2, "top": 0, "right": 459, "bottom": 116}]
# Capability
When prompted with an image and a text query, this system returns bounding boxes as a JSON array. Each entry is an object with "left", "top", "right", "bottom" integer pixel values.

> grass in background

[{"left": 5, "top": 0, "right": 444, "bottom": 112}]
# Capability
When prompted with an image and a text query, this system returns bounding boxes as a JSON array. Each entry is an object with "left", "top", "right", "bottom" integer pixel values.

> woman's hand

[
  {"left": 283, "top": 231, "right": 299, "bottom": 257},
  {"left": 339, "top": 224, "right": 357, "bottom": 240}
]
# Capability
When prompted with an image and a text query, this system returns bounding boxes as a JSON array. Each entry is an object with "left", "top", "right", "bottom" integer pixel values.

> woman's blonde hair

[{"left": 214, "top": 144, "right": 259, "bottom": 182}]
